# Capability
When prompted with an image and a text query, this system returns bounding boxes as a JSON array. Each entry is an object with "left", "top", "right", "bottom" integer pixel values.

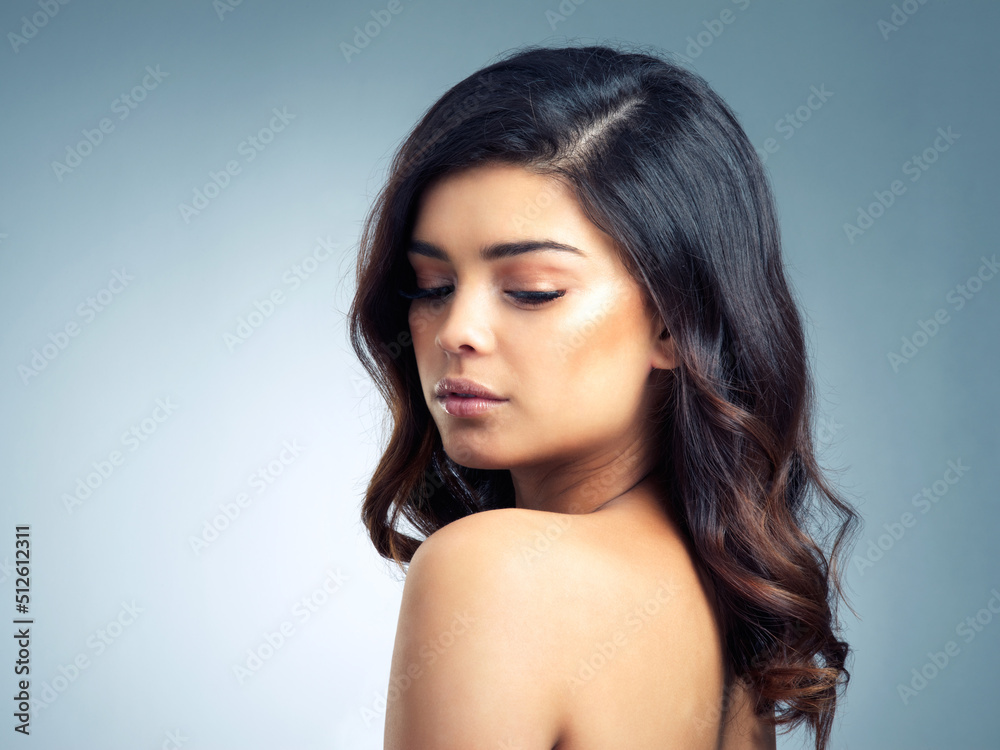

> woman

[{"left": 349, "top": 43, "right": 859, "bottom": 750}]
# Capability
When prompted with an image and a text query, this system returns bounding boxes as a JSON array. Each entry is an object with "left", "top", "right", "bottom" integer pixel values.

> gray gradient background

[{"left": 1, "top": 0, "right": 997, "bottom": 748}]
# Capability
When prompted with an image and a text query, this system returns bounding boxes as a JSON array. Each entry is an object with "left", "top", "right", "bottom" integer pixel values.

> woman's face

[{"left": 405, "top": 162, "right": 674, "bottom": 475}]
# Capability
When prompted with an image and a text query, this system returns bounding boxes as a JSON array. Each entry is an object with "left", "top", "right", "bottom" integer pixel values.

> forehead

[
  {"left": 410, "top": 163, "right": 617, "bottom": 264},
  {"left": 417, "top": 162, "right": 569, "bottom": 209}
]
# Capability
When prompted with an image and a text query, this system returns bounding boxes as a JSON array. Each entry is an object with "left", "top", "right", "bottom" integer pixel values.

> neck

[{"left": 510, "top": 439, "right": 659, "bottom": 515}]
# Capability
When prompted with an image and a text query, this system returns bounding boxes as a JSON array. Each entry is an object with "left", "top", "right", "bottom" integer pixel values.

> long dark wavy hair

[{"left": 348, "top": 42, "right": 859, "bottom": 750}]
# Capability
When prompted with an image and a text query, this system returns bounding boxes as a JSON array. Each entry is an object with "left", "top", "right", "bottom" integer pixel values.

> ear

[{"left": 651, "top": 321, "right": 678, "bottom": 371}]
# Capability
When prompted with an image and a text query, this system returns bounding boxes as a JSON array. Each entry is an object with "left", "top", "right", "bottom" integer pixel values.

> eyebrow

[{"left": 406, "top": 238, "right": 585, "bottom": 262}]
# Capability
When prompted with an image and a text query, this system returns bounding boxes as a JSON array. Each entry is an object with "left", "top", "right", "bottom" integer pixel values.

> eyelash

[{"left": 397, "top": 285, "right": 564, "bottom": 307}]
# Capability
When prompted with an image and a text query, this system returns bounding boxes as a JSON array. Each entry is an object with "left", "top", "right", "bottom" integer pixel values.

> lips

[
  {"left": 434, "top": 378, "right": 508, "bottom": 418},
  {"left": 434, "top": 377, "right": 505, "bottom": 401}
]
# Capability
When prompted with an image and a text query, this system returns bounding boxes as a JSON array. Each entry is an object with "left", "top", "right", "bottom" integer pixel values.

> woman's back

[
  {"left": 385, "top": 495, "right": 777, "bottom": 749},
  {"left": 541, "top": 499, "right": 776, "bottom": 750}
]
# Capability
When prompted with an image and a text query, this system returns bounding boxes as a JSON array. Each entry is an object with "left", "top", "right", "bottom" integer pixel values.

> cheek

[
  {"left": 408, "top": 301, "right": 436, "bottom": 338},
  {"left": 563, "top": 291, "right": 643, "bottom": 362},
  {"left": 532, "top": 292, "right": 649, "bottom": 409},
  {"left": 404, "top": 310, "right": 432, "bottom": 396},
  {"left": 407, "top": 304, "right": 440, "bottom": 356}
]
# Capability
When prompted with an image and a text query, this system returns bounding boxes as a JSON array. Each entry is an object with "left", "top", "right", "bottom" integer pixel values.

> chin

[{"left": 440, "top": 440, "right": 509, "bottom": 471}]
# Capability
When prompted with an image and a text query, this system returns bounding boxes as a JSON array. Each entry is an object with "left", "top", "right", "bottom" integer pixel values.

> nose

[{"left": 431, "top": 283, "right": 495, "bottom": 355}]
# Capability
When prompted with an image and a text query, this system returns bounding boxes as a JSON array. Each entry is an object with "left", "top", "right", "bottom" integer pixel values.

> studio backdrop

[{"left": 1, "top": 0, "right": 997, "bottom": 748}]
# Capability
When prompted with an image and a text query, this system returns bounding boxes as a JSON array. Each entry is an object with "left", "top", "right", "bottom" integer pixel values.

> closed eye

[
  {"left": 510, "top": 290, "right": 565, "bottom": 306},
  {"left": 397, "top": 286, "right": 564, "bottom": 307},
  {"left": 397, "top": 285, "right": 452, "bottom": 301}
]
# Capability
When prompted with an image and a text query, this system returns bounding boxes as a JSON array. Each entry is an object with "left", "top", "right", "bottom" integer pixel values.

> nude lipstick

[{"left": 434, "top": 377, "right": 508, "bottom": 417}]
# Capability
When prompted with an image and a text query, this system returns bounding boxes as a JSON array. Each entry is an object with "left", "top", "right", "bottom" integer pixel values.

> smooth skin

[{"left": 384, "top": 163, "right": 776, "bottom": 749}]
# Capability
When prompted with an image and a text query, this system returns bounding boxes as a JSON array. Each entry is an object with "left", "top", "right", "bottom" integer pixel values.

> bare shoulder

[
  {"left": 399, "top": 507, "right": 597, "bottom": 667},
  {"left": 404, "top": 506, "right": 646, "bottom": 616},
  {"left": 405, "top": 504, "right": 705, "bottom": 651},
  {"left": 385, "top": 504, "right": 770, "bottom": 749},
  {"left": 411, "top": 506, "right": 581, "bottom": 568},
  {"left": 384, "top": 508, "right": 575, "bottom": 750}
]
